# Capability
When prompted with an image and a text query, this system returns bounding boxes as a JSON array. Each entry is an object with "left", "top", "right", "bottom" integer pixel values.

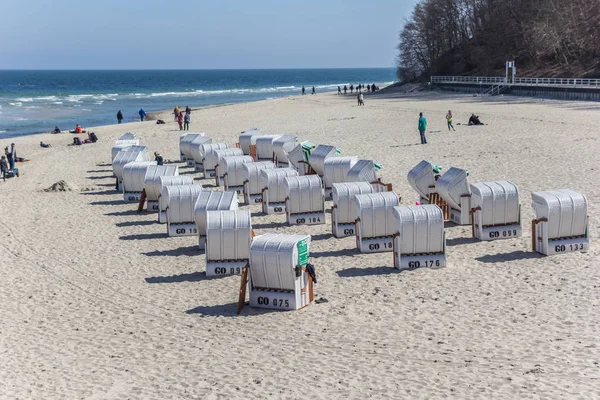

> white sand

[{"left": 0, "top": 91, "right": 599, "bottom": 399}]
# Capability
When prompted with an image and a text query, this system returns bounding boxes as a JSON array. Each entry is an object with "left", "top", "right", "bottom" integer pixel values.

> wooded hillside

[{"left": 397, "top": 0, "right": 600, "bottom": 81}]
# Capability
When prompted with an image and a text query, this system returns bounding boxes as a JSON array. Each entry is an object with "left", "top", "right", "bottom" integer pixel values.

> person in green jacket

[{"left": 418, "top": 112, "right": 427, "bottom": 144}]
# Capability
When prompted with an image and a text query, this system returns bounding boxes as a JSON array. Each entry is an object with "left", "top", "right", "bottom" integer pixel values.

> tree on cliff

[{"left": 397, "top": 0, "right": 600, "bottom": 81}]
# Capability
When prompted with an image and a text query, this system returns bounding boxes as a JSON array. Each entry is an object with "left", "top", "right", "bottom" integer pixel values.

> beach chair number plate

[
  {"left": 396, "top": 254, "right": 447, "bottom": 271},
  {"left": 147, "top": 200, "right": 159, "bottom": 212},
  {"left": 250, "top": 290, "right": 297, "bottom": 310},
  {"left": 168, "top": 223, "right": 198, "bottom": 237},
  {"left": 124, "top": 193, "right": 142, "bottom": 203},
  {"left": 547, "top": 238, "right": 589, "bottom": 255},
  {"left": 360, "top": 237, "right": 394, "bottom": 253},
  {"left": 206, "top": 261, "right": 247, "bottom": 277},
  {"left": 289, "top": 212, "right": 325, "bottom": 226},
  {"left": 478, "top": 225, "right": 522, "bottom": 241},
  {"left": 257, "top": 297, "right": 289, "bottom": 308}
]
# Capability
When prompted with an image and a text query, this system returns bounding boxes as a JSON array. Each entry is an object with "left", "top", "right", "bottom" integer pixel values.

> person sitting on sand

[
  {"left": 154, "top": 151, "right": 164, "bottom": 166},
  {"left": 468, "top": 114, "right": 483, "bottom": 125},
  {"left": 0, "top": 155, "right": 8, "bottom": 181},
  {"left": 40, "top": 141, "right": 51, "bottom": 148},
  {"left": 74, "top": 124, "right": 82, "bottom": 133},
  {"left": 88, "top": 132, "right": 98, "bottom": 143},
  {"left": 53, "top": 126, "right": 61, "bottom": 134}
]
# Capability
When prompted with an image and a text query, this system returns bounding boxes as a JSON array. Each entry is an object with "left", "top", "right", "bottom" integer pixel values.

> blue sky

[{"left": 0, "top": 0, "right": 417, "bottom": 69}]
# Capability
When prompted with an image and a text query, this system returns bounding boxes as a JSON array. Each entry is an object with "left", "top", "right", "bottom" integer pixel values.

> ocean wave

[{"left": 5, "top": 83, "right": 396, "bottom": 108}]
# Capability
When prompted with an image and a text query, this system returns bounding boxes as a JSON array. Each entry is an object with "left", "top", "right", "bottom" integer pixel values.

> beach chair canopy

[
  {"left": 354, "top": 191, "right": 400, "bottom": 238},
  {"left": 285, "top": 175, "right": 324, "bottom": 214}
]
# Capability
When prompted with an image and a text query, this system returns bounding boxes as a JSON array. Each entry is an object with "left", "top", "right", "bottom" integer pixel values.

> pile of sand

[{"left": 44, "top": 180, "right": 77, "bottom": 192}]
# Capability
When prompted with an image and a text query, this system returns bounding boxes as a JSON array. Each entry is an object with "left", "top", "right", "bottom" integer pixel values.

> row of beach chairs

[{"left": 110, "top": 130, "right": 590, "bottom": 312}]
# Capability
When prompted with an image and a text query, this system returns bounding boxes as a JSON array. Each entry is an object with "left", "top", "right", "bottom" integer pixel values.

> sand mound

[{"left": 44, "top": 180, "right": 77, "bottom": 192}]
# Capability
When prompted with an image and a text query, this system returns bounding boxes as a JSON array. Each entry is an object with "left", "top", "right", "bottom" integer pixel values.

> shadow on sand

[
  {"left": 119, "top": 232, "right": 167, "bottom": 240},
  {"left": 116, "top": 220, "right": 157, "bottom": 227},
  {"left": 105, "top": 210, "right": 145, "bottom": 217},
  {"left": 310, "top": 247, "right": 357, "bottom": 258},
  {"left": 476, "top": 250, "right": 542, "bottom": 264},
  {"left": 186, "top": 302, "right": 279, "bottom": 317},
  {"left": 446, "top": 236, "right": 478, "bottom": 246},
  {"left": 90, "top": 199, "right": 128, "bottom": 206},
  {"left": 143, "top": 245, "right": 200, "bottom": 257},
  {"left": 251, "top": 221, "right": 286, "bottom": 230},
  {"left": 146, "top": 271, "right": 208, "bottom": 284},
  {"left": 336, "top": 266, "right": 397, "bottom": 278}
]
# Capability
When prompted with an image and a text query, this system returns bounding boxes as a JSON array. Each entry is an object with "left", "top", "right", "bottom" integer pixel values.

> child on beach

[
  {"left": 177, "top": 112, "right": 184, "bottom": 130},
  {"left": 184, "top": 112, "right": 190, "bottom": 130},
  {"left": 446, "top": 110, "right": 455, "bottom": 131}
]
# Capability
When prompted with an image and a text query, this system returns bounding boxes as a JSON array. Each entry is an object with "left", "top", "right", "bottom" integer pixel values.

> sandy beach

[{"left": 0, "top": 90, "right": 598, "bottom": 399}]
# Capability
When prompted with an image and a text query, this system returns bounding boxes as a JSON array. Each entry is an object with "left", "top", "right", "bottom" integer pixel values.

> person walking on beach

[
  {"left": 0, "top": 155, "right": 8, "bottom": 181},
  {"left": 117, "top": 110, "right": 124, "bottom": 124},
  {"left": 173, "top": 106, "right": 180, "bottom": 121},
  {"left": 418, "top": 112, "right": 427, "bottom": 145},
  {"left": 338, "top": 86, "right": 342, "bottom": 95},
  {"left": 350, "top": 84, "right": 354, "bottom": 94},
  {"left": 359, "top": 93, "right": 364, "bottom": 106},
  {"left": 184, "top": 112, "right": 190, "bottom": 130},
  {"left": 312, "top": 86, "right": 316, "bottom": 95},
  {"left": 139, "top": 107, "right": 146, "bottom": 122},
  {"left": 446, "top": 110, "right": 455, "bottom": 131},
  {"left": 185, "top": 106, "right": 191, "bottom": 115},
  {"left": 177, "top": 112, "right": 184, "bottom": 130},
  {"left": 302, "top": 86, "right": 306, "bottom": 95},
  {"left": 343, "top": 85, "right": 347, "bottom": 94}
]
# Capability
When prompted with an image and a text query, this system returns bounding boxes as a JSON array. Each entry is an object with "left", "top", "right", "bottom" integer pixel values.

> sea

[{"left": 0, "top": 69, "right": 396, "bottom": 138}]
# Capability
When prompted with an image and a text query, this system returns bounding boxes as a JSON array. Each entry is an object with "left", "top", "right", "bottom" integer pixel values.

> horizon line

[{"left": 0, "top": 67, "right": 396, "bottom": 72}]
